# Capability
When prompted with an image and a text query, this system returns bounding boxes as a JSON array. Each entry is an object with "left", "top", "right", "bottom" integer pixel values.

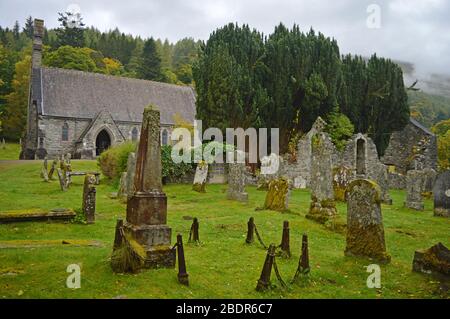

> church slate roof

[{"left": 38, "top": 67, "right": 196, "bottom": 125}]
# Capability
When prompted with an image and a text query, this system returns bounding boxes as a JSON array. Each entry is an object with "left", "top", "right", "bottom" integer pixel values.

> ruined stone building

[
  {"left": 22, "top": 19, "right": 196, "bottom": 160},
  {"left": 381, "top": 118, "right": 437, "bottom": 173}
]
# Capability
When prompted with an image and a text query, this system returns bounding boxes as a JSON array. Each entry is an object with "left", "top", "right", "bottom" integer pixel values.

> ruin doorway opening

[{"left": 356, "top": 138, "right": 366, "bottom": 175}]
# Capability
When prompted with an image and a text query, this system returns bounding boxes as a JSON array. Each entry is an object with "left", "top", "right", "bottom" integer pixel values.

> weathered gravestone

[
  {"left": 125, "top": 152, "right": 136, "bottom": 196},
  {"left": 263, "top": 177, "right": 289, "bottom": 212},
  {"left": 56, "top": 168, "right": 67, "bottom": 191},
  {"left": 111, "top": 105, "right": 175, "bottom": 272},
  {"left": 117, "top": 172, "right": 128, "bottom": 200},
  {"left": 421, "top": 168, "right": 437, "bottom": 195},
  {"left": 40, "top": 157, "right": 49, "bottom": 182},
  {"left": 333, "top": 165, "right": 352, "bottom": 202},
  {"left": 404, "top": 170, "right": 425, "bottom": 211},
  {"left": 257, "top": 153, "right": 280, "bottom": 190},
  {"left": 345, "top": 179, "right": 390, "bottom": 263},
  {"left": 193, "top": 161, "right": 208, "bottom": 193},
  {"left": 433, "top": 170, "right": 450, "bottom": 217},
  {"left": 82, "top": 174, "right": 96, "bottom": 224},
  {"left": 227, "top": 152, "right": 248, "bottom": 202},
  {"left": 48, "top": 158, "right": 58, "bottom": 180},
  {"left": 305, "top": 133, "right": 337, "bottom": 223},
  {"left": 412, "top": 242, "right": 450, "bottom": 278}
]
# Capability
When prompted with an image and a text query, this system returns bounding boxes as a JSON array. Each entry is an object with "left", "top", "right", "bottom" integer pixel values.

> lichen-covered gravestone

[
  {"left": 193, "top": 161, "right": 208, "bottom": 193},
  {"left": 48, "top": 159, "right": 58, "bottom": 180},
  {"left": 333, "top": 165, "right": 352, "bottom": 202},
  {"left": 40, "top": 157, "right": 49, "bottom": 182},
  {"left": 111, "top": 105, "right": 175, "bottom": 272},
  {"left": 345, "top": 179, "right": 390, "bottom": 263},
  {"left": 412, "top": 242, "right": 450, "bottom": 278},
  {"left": 433, "top": 170, "right": 450, "bottom": 218},
  {"left": 263, "top": 177, "right": 289, "bottom": 212},
  {"left": 404, "top": 170, "right": 425, "bottom": 211},
  {"left": 56, "top": 168, "right": 67, "bottom": 191},
  {"left": 305, "top": 133, "right": 337, "bottom": 223},
  {"left": 227, "top": 153, "right": 248, "bottom": 202},
  {"left": 82, "top": 174, "right": 96, "bottom": 224},
  {"left": 117, "top": 172, "right": 128, "bottom": 200}
]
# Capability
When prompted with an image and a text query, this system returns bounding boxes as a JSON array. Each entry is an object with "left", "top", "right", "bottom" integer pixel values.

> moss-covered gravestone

[
  {"left": 306, "top": 133, "right": 337, "bottom": 223},
  {"left": 193, "top": 161, "right": 208, "bottom": 193},
  {"left": 345, "top": 179, "right": 390, "bottom": 263},
  {"left": 82, "top": 174, "right": 96, "bottom": 224},
  {"left": 263, "top": 177, "right": 289, "bottom": 212},
  {"left": 333, "top": 165, "right": 352, "bottom": 202}
]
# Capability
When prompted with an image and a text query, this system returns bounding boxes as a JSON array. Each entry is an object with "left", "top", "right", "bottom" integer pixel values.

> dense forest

[{"left": 0, "top": 14, "right": 449, "bottom": 166}]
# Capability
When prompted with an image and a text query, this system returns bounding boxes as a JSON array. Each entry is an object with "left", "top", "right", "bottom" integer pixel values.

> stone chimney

[{"left": 32, "top": 19, "right": 44, "bottom": 69}]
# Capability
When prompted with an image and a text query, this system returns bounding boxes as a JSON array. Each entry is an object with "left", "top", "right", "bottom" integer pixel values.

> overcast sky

[{"left": 1, "top": 0, "right": 449, "bottom": 77}]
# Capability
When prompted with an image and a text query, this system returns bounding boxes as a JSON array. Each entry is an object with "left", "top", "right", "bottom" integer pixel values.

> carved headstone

[
  {"left": 433, "top": 171, "right": 450, "bottom": 218},
  {"left": 193, "top": 161, "right": 208, "bottom": 193},
  {"left": 405, "top": 170, "right": 425, "bottom": 211},
  {"left": 82, "top": 174, "right": 96, "bottom": 224},
  {"left": 306, "top": 132, "right": 337, "bottom": 223},
  {"left": 345, "top": 179, "right": 390, "bottom": 263},
  {"left": 227, "top": 152, "right": 248, "bottom": 202},
  {"left": 112, "top": 105, "right": 175, "bottom": 271}
]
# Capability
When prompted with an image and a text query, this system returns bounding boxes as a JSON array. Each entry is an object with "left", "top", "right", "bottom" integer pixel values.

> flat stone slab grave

[
  {"left": 0, "top": 239, "right": 104, "bottom": 249},
  {"left": 0, "top": 209, "right": 75, "bottom": 223}
]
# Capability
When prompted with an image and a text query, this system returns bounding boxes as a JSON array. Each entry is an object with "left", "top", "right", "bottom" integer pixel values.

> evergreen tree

[
  {"left": 56, "top": 12, "right": 85, "bottom": 47},
  {"left": 137, "top": 38, "right": 163, "bottom": 81},
  {"left": 23, "top": 16, "right": 33, "bottom": 39}
]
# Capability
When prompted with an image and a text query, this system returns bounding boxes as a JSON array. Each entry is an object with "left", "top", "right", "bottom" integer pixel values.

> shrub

[{"left": 97, "top": 141, "right": 136, "bottom": 180}]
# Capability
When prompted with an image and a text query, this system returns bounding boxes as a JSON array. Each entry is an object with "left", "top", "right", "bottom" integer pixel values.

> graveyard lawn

[
  {"left": 0, "top": 143, "right": 21, "bottom": 160},
  {"left": 0, "top": 160, "right": 449, "bottom": 299}
]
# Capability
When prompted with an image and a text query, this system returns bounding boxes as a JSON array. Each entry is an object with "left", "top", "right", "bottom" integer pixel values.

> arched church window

[
  {"left": 162, "top": 129, "right": 168, "bottom": 146},
  {"left": 62, "top": 122, "right": 69, "bottom": 141},
  {"left": 131, "top": 127, "right": 138, "bottom": 142}
]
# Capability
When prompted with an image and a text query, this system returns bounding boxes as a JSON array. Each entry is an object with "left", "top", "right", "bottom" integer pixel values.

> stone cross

[
  {"left": 82, "top": 174, "right": 96, "bottom": 224},
  {"left": 405, "top": 170, "right": 425, "bottom": 211},
  {"left": 227, "top": 151, "right": 248, "bottom": 202},
  {"left": 306, "top": 132, "right": 337, "bottom": 223},
  {"left": 193, "top": 161, "right": 208, "bottom": 193},
  {"left": 345, "top": 179, "right": 390, "bottom": 263},
  {"left": 433, "top": 170, "right": 450, "bottom": 218},
  {"left": 116, "top": 105, "right": 175, "bottom": 270}
]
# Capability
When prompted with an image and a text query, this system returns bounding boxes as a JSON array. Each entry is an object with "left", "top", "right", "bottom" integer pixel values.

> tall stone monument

[
  {"left": 306, "top": 132, "right": 337, "bottom": 223},
  {"left": 114, "top": 105, "right": 175, "bottom": 270},
  {"left": 433, "top": 171, "right": 450, "bottom": 218},
  {"left": 345, "top": 179, "right": 390, "bottom": 263}
]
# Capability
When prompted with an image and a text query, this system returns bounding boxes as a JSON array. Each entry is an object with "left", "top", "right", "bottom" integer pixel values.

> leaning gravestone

[
  {"left": 56, "top": 168, "right": 67, "bottom": 191},
  {"left": 413, "top": 242, "right": 450, "bottom": 278},
  {"left": 405, "top": 170, "right": 425, "bottom": 211},
  {"left": 345, "top": 179, "right": 390, "bottom": 263},
  {"left": 40, "top": 157, "right": 49, "bottom": 182},
  {"left": 305, "top": 133, "right": 337, "bottom": 223},
  {"left": 433, "top": 170, "right": 450, "bottom": 218},
  {"left": 227, "top": 151, "right": 248, "bottom": 202},
  {"left": 193, "top": 161, "right": 208, "bottom": 193},
  {"left": 111, "top": 105, "right": 175, "bottom": 272},
  {"left": 82, "top": 174, "right": 96, "bottom": 224},
  {"left": 48, "top": 159, "right": 58, "bottom": 180}
]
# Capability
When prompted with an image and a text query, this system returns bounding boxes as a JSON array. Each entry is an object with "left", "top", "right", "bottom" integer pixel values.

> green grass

[
  {"left": 0, "top": 160, "right": 449, "bottom": 299},
  {"left": 0, "top": 143, "right": 21, "bottom": 160}
]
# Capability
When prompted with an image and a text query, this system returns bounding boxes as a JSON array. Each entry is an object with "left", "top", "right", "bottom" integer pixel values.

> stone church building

[{"left": 21, "top": 19, "right": 196, "bottom": 160}]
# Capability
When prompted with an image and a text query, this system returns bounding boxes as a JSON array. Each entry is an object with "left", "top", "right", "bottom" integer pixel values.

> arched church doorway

[{"left": 96, "top": 129, "right": 111, "bottom": 156}]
